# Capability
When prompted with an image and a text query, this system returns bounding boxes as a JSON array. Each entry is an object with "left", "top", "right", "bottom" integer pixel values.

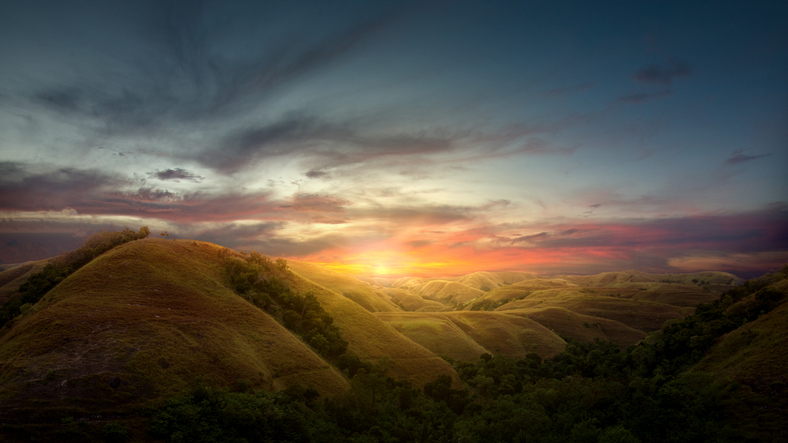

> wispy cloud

[
  {"left": 632, "top": 59, "right": 692, "bottom": 85},
  {"left": 615, "top": 90, "right": 671, "bottom": 105},
  {"left": 724, "top": 149, "right": 771, "bottom": 165},
  {"left": 151, "top": 168, "right": 204, "bottom": 182}
]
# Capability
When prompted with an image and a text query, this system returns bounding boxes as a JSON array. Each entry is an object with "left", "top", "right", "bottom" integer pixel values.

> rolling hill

[
  {"left": 0, "top": 239, "right": 351, "bottom": 419},
  {"left": 0, "top": 238, "right": 461, "bottom": 423},
  {"left": 374, "top": 311, "right": 567, "bottom": 361}
]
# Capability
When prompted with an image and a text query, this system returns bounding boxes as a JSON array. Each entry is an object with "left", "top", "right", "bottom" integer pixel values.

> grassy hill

[
  {"left": 381, "top": 287, "right": 446, "bottom": 311},
  {"left": 455, "top": 271, "right": 535, "bottom": 291},
  {"left": 691, "top": 277, "right": 788, "bottom": 440},
  {"left": 294, "top": 265, "right": 741, "bottom": 351},
  {"left": 0, "top": 259, "right": 50, "bottom": 306},
  {"left": 375, "top": 311, "right": 567, "bottom": 361},
  {"left": 0, "top": 239, "right": 356, "bottom": 419},
  {"left": 286, "top": 261, "right": 459, "bottom": 387},
  {"left": 287, "top": 261, "right": 401, "bottom": 313},
  {"left": 502, "top": 306, "right": 647, "bottom": 349}
]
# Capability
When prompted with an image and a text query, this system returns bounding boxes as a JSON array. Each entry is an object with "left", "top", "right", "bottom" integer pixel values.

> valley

[{"left": 0, "top": 233, "right": 783, "bottom": 442}]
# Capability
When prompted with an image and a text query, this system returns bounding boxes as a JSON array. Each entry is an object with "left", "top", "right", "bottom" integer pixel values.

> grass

[
  {"left": 691, "top": 281, "right": 788, "bottom": 441},
  {"left": 288, "top": 260, "right": 401, "bottom": 313},
  {"left": 415, "top": 280, "right": 484, "bottom": 304},
  {"left": 0, "top": 259, "right": 50, "bottom": 306},
  {"left": 381, "top": 287, "right": 446, "bottom": 311},
  {"left": 374, "top": 311, "right": 566, "bottom": 362},
  {"left": 0, "top": 239, "right": 350, "bottom": 420},
  {"left": 502, "top": 307, "right": 646, "bottom": 349},
  {"left": 287, "top": 261, "right": 461, "bottom": 388}
]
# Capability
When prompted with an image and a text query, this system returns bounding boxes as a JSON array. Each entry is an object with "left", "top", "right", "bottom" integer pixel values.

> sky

[{"left": 0, "top": 0, "right": 786, "bottom": 278}]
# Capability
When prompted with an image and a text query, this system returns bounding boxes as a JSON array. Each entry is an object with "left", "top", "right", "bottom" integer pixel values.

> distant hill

[
  {"left": 0, "top": 259, "right": 50, "bottom": 306},
  {"left": 292, "top": 267, "right": 741, "bottom": 354},
  {"left": 374, "top": 311, "right": 567, "bottom": 361}
]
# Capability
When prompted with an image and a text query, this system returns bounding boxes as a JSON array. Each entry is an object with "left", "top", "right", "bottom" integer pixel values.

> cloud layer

[{"left": 1, "top": 1, "right": 786, "bottom": 277}]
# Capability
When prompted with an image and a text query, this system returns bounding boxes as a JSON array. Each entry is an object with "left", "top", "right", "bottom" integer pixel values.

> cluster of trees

[
  {"left": 0, "top": 227, "right": 150, "bottom": 328},
  {"left": 145, "top": 266, "right": 786, "bottom": 443},
  {"left": 222, "top": 251, "right": 349, "bottom": 359}
]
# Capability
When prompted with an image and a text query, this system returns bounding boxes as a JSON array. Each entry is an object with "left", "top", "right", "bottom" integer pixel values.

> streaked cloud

[
  {"left": 0, "top": 1, "right": 786, "bottom": 278},
  {"left": 632, "top": 59, "right": 692, "bottom": 85},
  {"left": 724, "top": 149, "right": 771, "bottom": 165}
]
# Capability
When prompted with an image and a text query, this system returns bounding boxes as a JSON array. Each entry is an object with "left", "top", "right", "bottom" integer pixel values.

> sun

[{"left": 372, "top": 265, "right": 390, "bottom": 276}]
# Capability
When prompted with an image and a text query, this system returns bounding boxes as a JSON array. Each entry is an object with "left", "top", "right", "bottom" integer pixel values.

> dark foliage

[{"left": 223, "top": 251, "right": 349, "bottom": 359}]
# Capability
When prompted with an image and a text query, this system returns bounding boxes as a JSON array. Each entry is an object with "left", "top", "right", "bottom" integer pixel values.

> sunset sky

[{"left": 1, "top": 0, "right": 786, "bottom": 278}]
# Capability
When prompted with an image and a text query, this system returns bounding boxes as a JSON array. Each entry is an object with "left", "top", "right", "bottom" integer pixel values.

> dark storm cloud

[
  {"left": 614, "top": 90, "right": 671, "bottom": 105},
  {"left": 724, "top": 149, "right": 771, "bottom": 165},
  {"left": 151, "top": 168, "right": 204, "bottom": 182},
  {"left": 632, "top": 59, "right": 692, "bottom": 85}
]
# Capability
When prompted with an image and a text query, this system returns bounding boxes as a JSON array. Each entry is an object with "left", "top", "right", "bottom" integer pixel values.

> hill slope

[
  {"left": 287, "top": 260, "right": 459, "bottom": 387},
  {"left": 375, "top": 311, "right": 567, "bottom": 361},
  {"left": 0, "top": 239, "right": 351, "bottom": 419},
  {"left": 288, "top": 261, "right": 401, "bottom": 313},
  {"left": 0, "top": 259, "right": 50, "bottom": 306}
]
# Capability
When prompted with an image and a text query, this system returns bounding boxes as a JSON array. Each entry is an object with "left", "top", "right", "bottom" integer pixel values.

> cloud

[
  {"left": 615, "top": 90, "right": 671, "bottom": 105},
  {"left": 632, "top": 59, "right": 692, "bottom": 85},
  {"left": 518, "top": 138, "right": 576, "bottom": 155},
  {"left": 511, "top": 232, "right": 549, "bottom": 244},
  {"left": 305, "top": 169, "right": 331, "bottom": 179},
  {"left": 544, "top": 82, "right": 595, "bottom": 97},
  {"left": 151, "top": 168, "right": 204, "bottom": 182},
  {"left": 0, "top": 163, "right": 278, "bottom": 223},
  {"left": 724, "top": 149, "right": 771, "bottom": 165},
  {"left": 203, "top": 114, "right": 455, "bottom": 173},
  {"left": 18, "top": 2, "right": 405, "bottom": 142},
  {"left": 280, "top": 193, "right": 351, "bottom": 213}
]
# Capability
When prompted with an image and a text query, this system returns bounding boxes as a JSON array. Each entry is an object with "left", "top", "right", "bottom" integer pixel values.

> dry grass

[
  {"left": 692, "top": 292, "right": 788, "bottom": 441},
  {"left": 288, "top": 261, "right": 401, "bottom": 313},
  {"left": 375, "top": 311, "right": 566, "bottom": 362},
  {"left": 456, "top": 271, "right": 534, "bottom": 291},
  {"left": 383, "top": 288, "right": 446, "bottom": 312},
  {"left": 695, "top": 301, "right": 788, "bottom": 385},
  {"left": 502, "top": 307, "right": 646, "bottom": 349},
  {"left": 0, "top": 259, "right": 50, "bottom": 305},
  {"left": 497, "top": 290, "right": 689, "bottom": 332},
  {"left": 416, "top": 280, "right": 484, "bottom": 304},
  {"left": 287, "top": 262, "right": 460, "bottom": 387},
  {"left": 0, "top": 239, "right": 350, "bottom": 418}
]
